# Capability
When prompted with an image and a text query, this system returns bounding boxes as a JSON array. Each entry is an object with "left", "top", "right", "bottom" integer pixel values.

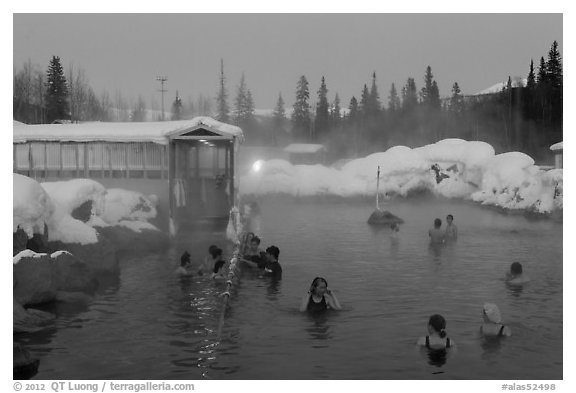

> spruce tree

[
  {"left": 171, "top": 91, "right": 183, "bottom": 120},
  {"left": 368, "top": 71, "right": 381, "bottom": 117},
  {"left": 546, "top": 40, "right": 562, "bottom": 90},
  {"left": 272, "top": 92, "right": 286, "bottom": 146},
  {"left": 45, "top": 55, "right": 70, "bottom": 123},
  {"left": 402, "top": 78, "right": 418, "bottom": 112},
  {"left": 537, "top": 56, "right": 547, "bottom": 85},
  {"left": 388, "top": 83, "right": 400, "bottom": 112},
  {"left": 449, "top": 82, "right": 464, "bottom": 114},
  {"left": 359, "top": 84, "right": 370, "bottom": 117},
  {"left": 233, "top": 73, "right": 248, "bottom": 125},
  {"left": 331, "top": 93, "right": 341, "bottom": 127},
  {"left": 291, "top": 75, "right": 311, "bottom": 141},
  {"left": 526, "top": 59, "right": 536, "bottom": 90},
  {"left": 215, "top": 59, "right": 230, "bottom": 123},
  {"left": 421, "top": 66, "right": 440, "bottom": 110},
  {"left": 315, "top": 76, "right": 330, "bottom": 139},
  {"left": 348, "top": 96, "right": 359, "bottom": 122}
]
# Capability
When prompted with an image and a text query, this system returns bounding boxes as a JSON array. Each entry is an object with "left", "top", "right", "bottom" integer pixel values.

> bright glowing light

[{"left": 252, "top": 160, "right": 263, "bottom": 172}]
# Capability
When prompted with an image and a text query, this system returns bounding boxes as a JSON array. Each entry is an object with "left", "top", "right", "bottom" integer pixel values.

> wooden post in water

[{"left": 376, "top": 166, "right": 380, "bottom": 211}]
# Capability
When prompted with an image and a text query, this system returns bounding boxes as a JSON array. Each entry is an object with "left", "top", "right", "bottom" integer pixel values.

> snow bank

[
  {"left": 240, "top": 139, "right": 563, "bottom": 214},
  {"left": 14, "top": 176, "right": 161, "bottom": 246}
]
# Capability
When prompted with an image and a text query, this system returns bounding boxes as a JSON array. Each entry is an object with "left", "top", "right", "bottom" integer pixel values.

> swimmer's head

[
  {"left": 446, "top": 214, "right": 454, "bottom": 223},
  {"left": 428, "top": 314, "right": 447, "bottom": 338},
  {"left": 482, "top": 303, "right": 502, "bottom": 324},
  {"left": 210, "top": 247, "right": 223, "bottom": 260},
  {"left": 510, "top": 262, "right": 523, "bottom": 275},
  {"left": 309, "top": 277, "right": 328, "bottom": 295},
  {"left": 180, "top": 251, "right": 191, "bottom": 266},
  {"left": 434, "top": 218, "right": 442, "bottom": 228},
  {"left": 265, "top": 246, "right": 280, "bottom": 261}
]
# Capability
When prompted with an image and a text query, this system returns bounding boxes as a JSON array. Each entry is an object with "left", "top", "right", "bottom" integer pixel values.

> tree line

[{"left": 14, "top": 41, "right": 561, "bottom": 161}]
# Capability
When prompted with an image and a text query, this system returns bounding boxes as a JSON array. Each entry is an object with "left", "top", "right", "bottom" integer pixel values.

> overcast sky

[{"left": 13, "top": 13, "right": 562, "bottom": 110}]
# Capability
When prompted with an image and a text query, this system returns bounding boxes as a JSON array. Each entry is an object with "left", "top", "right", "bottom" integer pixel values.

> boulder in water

[
  {"left": 14, "top": 342, "right": 40, "bottom": 380},
  {"left": 367, "top": 209, "right": 404, "bottom": 225}
]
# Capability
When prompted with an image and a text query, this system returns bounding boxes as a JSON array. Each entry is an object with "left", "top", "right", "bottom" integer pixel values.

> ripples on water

[{"left": 20, "top": 197, "right": 562, "bottom": 379}]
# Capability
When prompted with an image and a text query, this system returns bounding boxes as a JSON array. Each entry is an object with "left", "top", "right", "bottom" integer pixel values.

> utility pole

[{"left": 156, "top": 76, "right": 168, "bottom": 121}]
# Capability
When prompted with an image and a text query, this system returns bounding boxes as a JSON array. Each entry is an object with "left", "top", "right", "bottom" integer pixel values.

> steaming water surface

[{"left": 21, "top": 197, "right": 562, "bottom": 379}]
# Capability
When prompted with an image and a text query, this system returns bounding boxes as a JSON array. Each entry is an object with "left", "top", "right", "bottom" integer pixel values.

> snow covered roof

[
  {"left": 13, "top": 116, "right": 244, "bottom": 145},
  {"left": 284, "top": 144, "right": 326, "bottom": 154},
  {"left": 550, "top": 141, "right": 563, "bottom": 151}
]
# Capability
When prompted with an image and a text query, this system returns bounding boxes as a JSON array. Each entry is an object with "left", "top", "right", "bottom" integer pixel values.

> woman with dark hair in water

[
  {"left": 417, "top": 314, "right": 454, "bottom": 349},
  {"left": 299, "top": 277, "right": 342, "bottom": 312}
]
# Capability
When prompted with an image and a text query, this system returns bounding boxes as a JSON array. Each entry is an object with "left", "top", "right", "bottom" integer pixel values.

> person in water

[
  {"left": 445, "top": 214, "right": 458, "bottom": 240},
  {"left": 429, "top": 218, "right": 446, "bottom": 244},
  {"left": 210, "top": 247, "right": 227, "bottom": 280},
  {"left": 480, "top": 303, "right": 512, "bottom": 337},
  {"left": 417, "top": 314, "right": 454, "bottom": 349},
  {"left": 175, "top": 251, "right": 193, "bottom": 276},
  {"left": 240, "top": 235, "right": 267, "bottom": 269},
  {"left": 300, "top": 277, "right": 342, "bottom": 312},
  {"left": 197, "top": 245, "right": 218, "bottom": 276},
  {"left": 506, "top": 262, "right": 530, "bottom": 285},
  {"left": 262, "top": 246, "right": 282, "bottom": 278}
]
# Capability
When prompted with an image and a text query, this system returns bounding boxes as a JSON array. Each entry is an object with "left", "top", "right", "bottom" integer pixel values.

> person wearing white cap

[{"left": 480, "top": 303, "right": 512, "bottom": 337}]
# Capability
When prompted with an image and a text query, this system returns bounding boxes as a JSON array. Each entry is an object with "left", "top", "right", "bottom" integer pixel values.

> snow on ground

[
  {"left": 240, "top": 139, "right": 563, "bottom": 214},
  {"left": 14, "top": 176, "right": 160, "bottom": 245}
]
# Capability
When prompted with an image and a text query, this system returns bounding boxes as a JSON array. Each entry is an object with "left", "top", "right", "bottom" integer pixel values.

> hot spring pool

[{"left": 20, "top": 197, "right": 563, "bottom": 379}]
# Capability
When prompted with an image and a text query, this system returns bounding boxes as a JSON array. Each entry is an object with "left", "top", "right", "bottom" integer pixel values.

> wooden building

[{"left": 13, "top": 117, "right": 244, "bottom": 234}]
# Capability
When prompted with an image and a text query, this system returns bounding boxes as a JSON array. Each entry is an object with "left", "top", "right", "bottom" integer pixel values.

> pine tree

[
  {"left": 388, "top": 83, "right": 400, "bottom": 112},
  {"left": 45, "top": 55, "right": 70, "bottom": 123},
  {"left": 215, "top": 59, "right": 230, "bottom": 123},
  {"left": 291, "top": 75, "right": 311, "bottom": 141},
  {"left": 315, "top": 76, "right": 330, "bottom": 139},
  {"left": 171, "top": 91, "right": 183, "bottom": 120}
]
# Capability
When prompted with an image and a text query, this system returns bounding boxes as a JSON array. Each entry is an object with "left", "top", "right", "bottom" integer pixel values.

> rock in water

[
  {"left": 13, "top": 343, "right": 39, "bottom": 380},
  {"left": 367, "top": 209, "right": 404, "bottom": 225}
]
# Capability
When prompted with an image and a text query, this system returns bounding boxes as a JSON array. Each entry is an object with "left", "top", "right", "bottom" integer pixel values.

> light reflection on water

[{"left": 21, "top": 197, "right": 562, "bottom": 379}]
